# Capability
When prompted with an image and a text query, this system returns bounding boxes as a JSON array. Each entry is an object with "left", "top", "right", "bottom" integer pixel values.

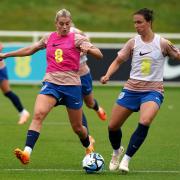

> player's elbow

[
  {"left": 96, "top": 52, "right": 103, "bottom": 59},
  {"left": 89, "top": 48, "right": 103, "bottom": 59},
  {"left": 178, "top": 53, "right": 180, "bottom": 60},
  {"left": 172, "top": 53, "right": 180, "bottom": 61},
  {"left": 95, "top": 49, "right": 103, "bottom": 59}
]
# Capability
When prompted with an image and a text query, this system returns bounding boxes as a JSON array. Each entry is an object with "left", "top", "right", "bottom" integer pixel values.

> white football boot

[
  {"left": 119, "top": 155, "right": 130, "bottom": 173},
  {"left": 18, "top": 109, "right": 30, "bottom": 125},
  {"left": 109, "top": 146, "right": 124, "bottom": 171}
]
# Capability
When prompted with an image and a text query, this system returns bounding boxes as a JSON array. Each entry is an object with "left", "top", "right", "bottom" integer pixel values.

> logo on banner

[{"left": 163, "top": 57, "right": 180, "bottom": 79}]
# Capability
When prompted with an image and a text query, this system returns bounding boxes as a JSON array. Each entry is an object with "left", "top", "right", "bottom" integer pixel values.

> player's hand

[
  {"left": 100, "top": 75, "right": 110, "bottom": 84},
  {"left": 0, "top": 53, "right": 6, "bottom": 59},
  {"left": 80, "top": 43, "right": 91, "bottom": 56}
]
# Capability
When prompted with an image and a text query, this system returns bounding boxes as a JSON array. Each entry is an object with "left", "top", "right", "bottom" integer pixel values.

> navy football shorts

[
  {"left": 80, "top": 72, "right": 93, "bottom": 96},
  {"left": 0, "top": 66, "right": 8, "bottom": 83},
  {"left": 116, "top": 89, "right": 164, "bottom": 112},
  {"left": 40, "top": 81, "right": 83, "bottom": 109}
]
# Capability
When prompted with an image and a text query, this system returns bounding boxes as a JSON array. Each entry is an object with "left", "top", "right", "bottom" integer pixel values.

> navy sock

[
  {"left": 82, "top": 112, "right": 89, "bottom": 134},
  {"left": 4, "top": 91, "right": 23, "bottom": 112},
  {"left": 25, "top": 130, "right": 40, "bottom": 149},
  {"left": 92, "top": 99, "right": 99, "bottom": 111},
  {"left": 126, "top": 123, "right": 149, "bottom": 157},
  {"left": 80, "top": 135, "right": 90, "bottom": 148},
  {"left": 108, "top": 128, "right": 122, "bottom": 150}
]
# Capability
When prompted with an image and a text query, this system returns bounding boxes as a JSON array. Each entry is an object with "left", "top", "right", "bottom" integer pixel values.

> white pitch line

[
  {"left": 133, "top": 170, "right": 180, "bottom": 173},
  {"left": 1, "top": 169, "right": 180, "bottom": 173},
  {"left": 2, "top": 169, "right": 82, "bottom": 172}
]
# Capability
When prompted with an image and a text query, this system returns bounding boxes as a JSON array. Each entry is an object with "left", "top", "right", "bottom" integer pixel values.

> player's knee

[
  {"left": 84, "top": 98, "right": 94, "bottom": 108},
  {"left": 73, "top": 125, "right": 83, "bottom": 136},
  {"left": 108, "top": 124, "right": 119, "bottom": 131},
  {"left": 33, "top": 110, "right": 46, "bottom": 122},
  {"left": 139, "top": 118, "right": 152, "bottom": 126},
  {"left": 85, "top": 101, "right": 94, "bottom": 108},
  {"left": 73, "top": 128, "right": 81, "bottom": 135}
]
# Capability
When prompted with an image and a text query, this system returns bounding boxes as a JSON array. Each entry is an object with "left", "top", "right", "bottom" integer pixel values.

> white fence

[{"left": 0, "top": 30, "right": 180, "bottom": 43}]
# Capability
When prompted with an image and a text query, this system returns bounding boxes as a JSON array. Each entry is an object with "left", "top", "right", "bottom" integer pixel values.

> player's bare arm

[
  {"left": 101, "top": 39, "right": 133, "bottom": 84},
  {"left": 87, "top": 46, "right": 103, "bottom": 59},
  {"left": 0, "top": 38, "right": 46, "bottom": 59},
  {"left": 100, "top": 56, "right": 123, "bottom": 84}
]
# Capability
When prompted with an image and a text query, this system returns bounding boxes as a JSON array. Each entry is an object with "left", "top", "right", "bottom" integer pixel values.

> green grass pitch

[{"left": 0, "top": 85, "right": 180, "bottom": 180}]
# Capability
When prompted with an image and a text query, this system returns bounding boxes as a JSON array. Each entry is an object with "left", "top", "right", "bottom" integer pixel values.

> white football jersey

[{"left": 130, "top": 34, "right": 165, "bottom": 81}]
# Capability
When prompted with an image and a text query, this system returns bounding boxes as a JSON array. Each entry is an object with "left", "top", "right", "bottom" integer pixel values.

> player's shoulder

[
  {"left": 41, "top": 32, "right": 51, "bottom": 41},
  {"left": 124, "top": 37, "right": 135, "bottom": 49},
  {"left": 74, "top": 33, "right": 88, "bottom": 41},
  {"left": 159, "top": 36, "right": 174, "bottom": 49},
  {"left": 70, "top": 27, "right": 82, "bottom": 33}
]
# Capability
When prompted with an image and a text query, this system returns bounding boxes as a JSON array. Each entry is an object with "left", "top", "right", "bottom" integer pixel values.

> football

[{"left": 82, "top": 152, "right": 105, "bottom": 173}]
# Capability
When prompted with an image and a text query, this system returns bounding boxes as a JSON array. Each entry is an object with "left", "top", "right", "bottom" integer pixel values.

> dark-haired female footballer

[{"left": 101, "top": 8, "right": 180, "bottom": 173}]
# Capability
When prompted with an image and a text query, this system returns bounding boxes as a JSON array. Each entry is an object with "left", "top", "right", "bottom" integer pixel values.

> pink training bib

[{"left": 46, "top": 32, "right": 80, "bottom": 72}]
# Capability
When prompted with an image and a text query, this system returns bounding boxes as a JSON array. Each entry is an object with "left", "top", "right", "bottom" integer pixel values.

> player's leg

[
  {"left": 65, "top": 85, "right": 94, "bottom": 155},
  {"left": 80, "top": 74, "right": 96, "bottom": 149},
  {"left": 0, "top": 68, "right": 30, "bottom": 124},
  {"left": 108, "top": 103, "right": 132, "bottom": 171},
  {"left": 14, "top": 94, "right": 57, "bottom": 164},
  {"left": 82, "top": 111, "right": 89, "bottom": 134},
  {"left": 1, "top": 79, "right": 23, "bottom": 113},
  {"left": 67, "top": 107, "right": 94, "bottom": 154},
  {"left": 81, "top": 111, "right": 95, "bottom": 148},
  {"left": 81, "top": 73, "right": 107, "bottom": 121},
  {"left": 81, "top": 112, "right": 95, "bottom": 148},
  {"left": 119, "top": 91, "right": 163, "bottom": 173},
  {"left": 83, "top": 93, "right": 107, "bottom": 121}
]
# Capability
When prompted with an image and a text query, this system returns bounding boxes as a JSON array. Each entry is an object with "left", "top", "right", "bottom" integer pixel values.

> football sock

[
  {"left": 82, "top": 112, "right": 89, "bottom": 134},
  {"left": 24, "top": 146, "right": 32, "bottom": 155},
  {"left": 108, "top": 128, "right": 122, "bottom": 150},
  {"left": 126, "top": 123, "right": 149, "bottom": 157},
  {"left": 122, "top": 154, "right": 131, "bottom": 163},
  {"left": 92, "top": 99, "right": 99, "bottom": 111},
  {"left": 25, "top": 130, "right": 40, "bottom": 149},
  {"left": 113, "top": 149, "right": 121, "bottom": 155},
  {"left": 80, "top": 135, "right": 90, "bottom": 148},
  {"left": 4, "top": 91, "right": 23, "bottom": 112}
]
